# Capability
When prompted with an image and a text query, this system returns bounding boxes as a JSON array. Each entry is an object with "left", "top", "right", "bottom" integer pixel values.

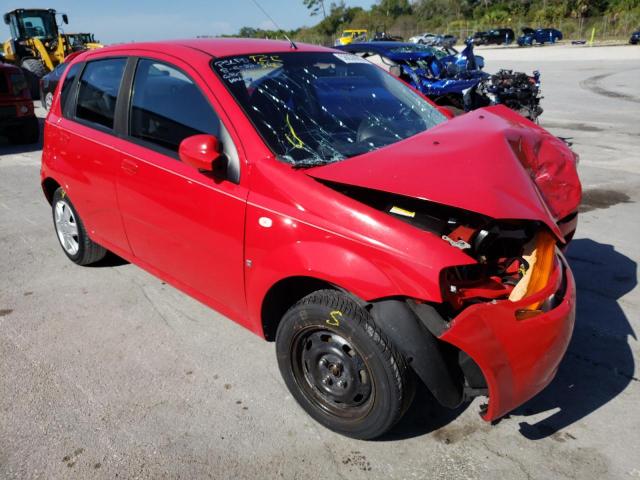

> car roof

[{"left": 86, "top": 38, "right": 335, "bottom": 59}]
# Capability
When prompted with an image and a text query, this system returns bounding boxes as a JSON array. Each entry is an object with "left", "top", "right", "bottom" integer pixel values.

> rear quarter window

[
  {"left": 75, "top": 58, "right": 127, "bottom": 130},
  {"left": 60, "top": 63, "right": 82, "bottom": 114}
]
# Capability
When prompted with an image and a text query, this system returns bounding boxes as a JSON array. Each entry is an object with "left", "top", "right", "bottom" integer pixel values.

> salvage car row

[
  {"left": 38, "top": 38, "right": 582, "bottom": 439},
  {"left": 338, "top": 41, "right": 543, "bottom": 120}
]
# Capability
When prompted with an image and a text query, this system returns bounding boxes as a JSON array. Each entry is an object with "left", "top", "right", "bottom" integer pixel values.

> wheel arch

[
  {"left": 41, "top": 177, "right": 61, "bottom": 204},
  {"left": 261, "top": 275, "right": 340, "bottom": 341}
]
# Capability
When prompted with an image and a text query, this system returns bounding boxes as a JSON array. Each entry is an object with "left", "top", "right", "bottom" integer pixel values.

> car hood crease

[{"left": 306, "top": 107, "right": 578, "bottom": 240}]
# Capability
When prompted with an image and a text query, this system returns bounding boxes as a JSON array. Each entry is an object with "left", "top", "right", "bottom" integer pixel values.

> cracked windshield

[{"left": 213, "top": 52, "right": 446, "bottom": 167}]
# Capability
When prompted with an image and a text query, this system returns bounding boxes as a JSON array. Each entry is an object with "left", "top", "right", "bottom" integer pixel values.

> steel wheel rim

[
  {"left": 54, "top": 200, "right": 79, "bottom": 255},
  {"left": 291, "top": 327, "right": 374, "bottom": 419}
]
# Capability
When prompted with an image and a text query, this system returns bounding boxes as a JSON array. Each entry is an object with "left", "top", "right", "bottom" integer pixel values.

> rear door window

[
  {"left": 129, "top": 59, "right": 220, "bottom": 154},
  {"left": 75, "top": 58, "right": 126, "bottom": 130}
]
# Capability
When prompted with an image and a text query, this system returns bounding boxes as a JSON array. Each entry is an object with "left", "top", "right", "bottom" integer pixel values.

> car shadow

[
  {"left": 513, "top": 238, "right": 637, "bottom": 439},
  {"left": 90, "top": 251, "right": 129, "bottom": 268},
  {"left": 378, "top": 378, "right": 469, "bottom": 441},
  {"left": 0, "top": 117, "right": 45, "bottom": 154}
]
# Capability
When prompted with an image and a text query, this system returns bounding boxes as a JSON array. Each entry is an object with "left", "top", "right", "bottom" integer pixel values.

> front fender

[
  {"left": 243, "top": 158, "right": 475, "bottom": 337},
  {"left": 244, "top": 225, "right": 443, "bottom": 336}
]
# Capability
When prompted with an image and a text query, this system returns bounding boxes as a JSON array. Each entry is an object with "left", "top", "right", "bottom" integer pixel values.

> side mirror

[
  {"left": 179, "top": 134, "right": 222, "bottom": 172},
  {"left": 62, "top": 14, "right": 69, "bottom": 24},
  {"left": 3, "top": 14, "right": 9, "bottom": 25}
]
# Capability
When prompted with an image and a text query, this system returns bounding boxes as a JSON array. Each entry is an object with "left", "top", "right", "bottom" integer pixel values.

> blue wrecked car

[
  {"left": 517, "top": 28, "right": 563, "bottom": 46},
  {"left": 337, "top": 41, "right": 543, "bottom": 120}
]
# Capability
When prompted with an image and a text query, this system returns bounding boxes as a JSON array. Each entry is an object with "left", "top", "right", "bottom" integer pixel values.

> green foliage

[
  {"left": 228, "top": 0, "right": 640, "bottom": 43},
  {"left": 304, "top": 0, "right": 327, "bottom": 19}
]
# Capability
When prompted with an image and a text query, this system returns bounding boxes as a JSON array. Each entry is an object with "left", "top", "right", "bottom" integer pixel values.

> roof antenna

[{"left": 249, "top": 0, "right": 298, "bottom": 49}]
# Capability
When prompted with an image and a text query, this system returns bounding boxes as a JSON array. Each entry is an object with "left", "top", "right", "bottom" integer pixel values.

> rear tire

[
  {"left": 276, "top": 290, "right": 414, "bottom": 439},
  {"left": 20, "top": 58, "right": 48, "bottom": 99},
  {"left": 52, "top": 188, "right": 107, "bottom": 265},
  {"left": 7, "top": 116, "right": 39, "bottom": 144}
]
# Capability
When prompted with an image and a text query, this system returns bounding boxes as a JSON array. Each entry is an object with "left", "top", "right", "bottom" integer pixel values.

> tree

[
  {"left": 372, "top": 0, "right": 413, "bottom": 18},
  {"left": 238, "top": 26, "right": 259, "bottom": 37},
  {"left": 315, "top": 2, "right": 363, "bottom": 35},
  {"left": 303, "top": 0, "right": 327, "bottom": 19}
]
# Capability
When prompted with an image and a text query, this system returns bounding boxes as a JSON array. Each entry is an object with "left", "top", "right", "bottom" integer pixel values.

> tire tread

[{"left": 278, "top": 289, "right": 414, "bottom": 438}]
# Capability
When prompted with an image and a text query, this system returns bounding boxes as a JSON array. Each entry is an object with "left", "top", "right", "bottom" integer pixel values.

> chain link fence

[{"left": 293, "top": 14, "right": 639, "bottom": 46}]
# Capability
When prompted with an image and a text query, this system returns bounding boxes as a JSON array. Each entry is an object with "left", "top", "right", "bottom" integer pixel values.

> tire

[
  {"left": 20, "top": 58, "right": 48, "bottom": 100},
  {"left": 43, "top": 91, "right": 54, "bottom": 111},
  {"left": 276, "top": 290, "right": 414, "bottom": 439},
  {"left": 7, "top": 116, "right": 39, "bottom": 144},
  {"left": 52, "top": 188, "right": 107, "bottom": 265}
]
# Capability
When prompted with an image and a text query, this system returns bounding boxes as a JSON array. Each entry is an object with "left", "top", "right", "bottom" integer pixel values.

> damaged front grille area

[
  {"left": 321, "top": 180, "right": 489, "bottom": 238},
  {"left": 320, "top": 180, "right": 556, "bottom": 314}
]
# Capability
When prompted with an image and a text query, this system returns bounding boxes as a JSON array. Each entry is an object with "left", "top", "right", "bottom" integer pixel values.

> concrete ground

[{"left": 1, "top": 44, "right": 639, "bottom": 479}]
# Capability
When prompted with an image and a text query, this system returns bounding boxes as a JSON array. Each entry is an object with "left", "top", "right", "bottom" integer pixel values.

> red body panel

[
  {"left": 440, "top": 255, "right": 576, "bottom": 420},
  {"left": 51, "top": 118, "right": 131, "bottom": 253},
  {"left": 40, "top": 39, "right": 581, "bottom": 421}
]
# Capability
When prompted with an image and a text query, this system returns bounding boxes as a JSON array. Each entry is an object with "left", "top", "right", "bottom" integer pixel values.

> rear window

[{"left": 75, "top": 58, "right": 126, "bottom": 130}]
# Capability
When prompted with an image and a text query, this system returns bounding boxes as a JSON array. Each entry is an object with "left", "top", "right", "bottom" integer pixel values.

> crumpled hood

[{"left": 307, "top": 106, "right": 581, "bottom": 241}]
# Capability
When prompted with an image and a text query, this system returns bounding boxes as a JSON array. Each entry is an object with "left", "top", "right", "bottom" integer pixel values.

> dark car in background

[
  {"left": 518, "top": 28, "right": 563, "bottom": 46},
  {"left": 372, "top": 31, "right": 403, "bottom": 42},
  {"left": 39, "top": 62, "right": 67, "bottom": 111},
  {"left": 39, "top": 51, "right": 84, "bottom": 111},
  {"left": 630, "top": 30, "right": 640, "bottom": 44},
  {"left": 473, "top": 28, "right": 515, "bottom": 45},
  {"left": 409, "top": 33, "right": 458, "bottom": 48},
  {"left": 0, "top": 62, "right": 39, "bottom": 144}
]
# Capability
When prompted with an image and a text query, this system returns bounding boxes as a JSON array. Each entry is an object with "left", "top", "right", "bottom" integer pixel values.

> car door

[
  {"left": 53, "top": 57, "right": 131, "bottom": 254},
  {"left": 115, "top": 56, "right": 248, "bottom": 321}
]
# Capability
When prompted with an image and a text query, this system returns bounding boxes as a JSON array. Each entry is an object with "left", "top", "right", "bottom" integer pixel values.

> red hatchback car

[{"left": 41, "top": 39, "right": 581, "bottom": 439}]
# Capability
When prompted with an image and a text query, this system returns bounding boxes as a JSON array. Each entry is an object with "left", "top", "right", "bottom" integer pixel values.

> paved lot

[{"left": 1, "top": 44, "right": 639, "bottom": 479}]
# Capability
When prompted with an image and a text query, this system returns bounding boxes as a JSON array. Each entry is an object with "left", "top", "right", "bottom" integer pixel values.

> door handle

[{"left": 121, "top": 158, "right": 139, "bottom": 175}]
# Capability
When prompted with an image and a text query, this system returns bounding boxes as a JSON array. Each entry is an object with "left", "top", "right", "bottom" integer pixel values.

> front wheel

[
  {"left": 52, "top": 188, "right": 107, "bottom": 265},
  {"left": 276, "top": 290, "right": 414, "bottom": 439}
]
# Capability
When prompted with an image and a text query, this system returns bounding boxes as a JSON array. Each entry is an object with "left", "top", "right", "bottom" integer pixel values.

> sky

[{"left": 0, "top": 0, "right": 377, "bottom": 44}]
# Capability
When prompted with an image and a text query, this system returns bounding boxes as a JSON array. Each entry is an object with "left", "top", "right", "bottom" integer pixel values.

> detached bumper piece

[{"left": 439, "top": 253, "right": 575, "bottom": 421}]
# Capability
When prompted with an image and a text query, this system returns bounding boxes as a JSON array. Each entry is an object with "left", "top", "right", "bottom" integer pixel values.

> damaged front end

[
  {"left": 320, "top": 180, "right": 576, "bottom": 418},
  {"left": 476, "top": 69, "right": 543, "bottom": 122},
  {"left": 387, "top": 43, "right": 544, "bottom": 121},
  {"left": 307, "top": 107, "right": 580, "bottom": 420}
]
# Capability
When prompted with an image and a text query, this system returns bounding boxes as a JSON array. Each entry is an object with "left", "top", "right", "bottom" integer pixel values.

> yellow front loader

[
  {"left": 63, "top": 32, "right": 103, "bottom": 51},
  {"left": 2, "top": 8, "right": 71, "bottom": 98}
]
